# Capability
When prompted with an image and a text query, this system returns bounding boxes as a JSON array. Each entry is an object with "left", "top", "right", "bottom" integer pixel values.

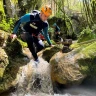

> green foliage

[
  {"left": 0, "top": 18, "right": 14, "bottom": 32},
  {"left": 0, "top": 1, "right": 4, "bottom": 15},
  {"left": 78, "top": 27, "right": 96, "bottom": 43},
  {"left": 48, "top": 27, "right": 54, "bottom": 33}
]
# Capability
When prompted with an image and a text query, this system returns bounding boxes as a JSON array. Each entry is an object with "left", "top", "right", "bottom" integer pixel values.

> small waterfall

[
  {"left": 2, "top": 57, "right": 96, "bottom": 96},
  {"left": 9, "top": 57, "right": 54, "bottom": 96}
]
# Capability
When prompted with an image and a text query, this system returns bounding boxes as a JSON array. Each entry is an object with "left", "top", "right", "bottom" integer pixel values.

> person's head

[{"left": 40, "top": 5, "right": 52, "bottom": 21}]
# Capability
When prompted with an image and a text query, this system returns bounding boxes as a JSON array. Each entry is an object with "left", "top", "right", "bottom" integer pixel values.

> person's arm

[
  {"left": 56, "top": 25, "right": 60, "bottom": 32},
  {"left": 13, "top": 13, "right": 32, "bottom": 34},
  {"left": 41, "top": 26, "right": 52, "bottom": 45}
]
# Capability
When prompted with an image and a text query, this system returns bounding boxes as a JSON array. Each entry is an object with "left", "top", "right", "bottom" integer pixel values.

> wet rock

[
  {"left": 62, "top": 46, "right": 71, "bottom": 53},
  {"left": 50, "top": 51, "right": 85, "bottom": 86},
  {"left": 63, "top": 39, "right": 72, "bottom": 47},
  {"left": 50, "top": 40, "right": 96, "bottom": 87},
  {"left": 41, "top": 46, "right": 62, "bottom": 62},
  {"left": 0, "top": 30, "right": 29, "bottom": 94},
  {"left": 0, "top": 48, "right": 9, "bottom": 78}
]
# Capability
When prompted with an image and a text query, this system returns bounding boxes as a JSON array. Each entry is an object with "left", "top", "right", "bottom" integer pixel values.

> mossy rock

[
  {"left": 50, "top": 40, "right": 96, "bottom": 85},
  {"left": 4, "top": 36, "right": 23, "bottom": 58},
  {"left": 0, "top": 30, "right": 25, "bottom": 58},
  {"left": 42, "top": 46, "right": 62, "bottom": 62},
  {"left": 71, "top": 40, "right": 96, "bottom": 78},
  {"left": 0, "top": 30, "right": 7, "bottom": 47},
  {"left": 0, "top": 30, "right": 29, "bottom": 94},
  {"left": 0, "top": 55, "right": 29, "bottom": 94},
  {"left": 0, "top": 48, "right": 9, "bottom": 78}
]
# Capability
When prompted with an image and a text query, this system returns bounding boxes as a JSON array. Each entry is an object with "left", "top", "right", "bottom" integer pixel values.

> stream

[{"left": 0, "top": 57, "right": 96, "bottom": 96}]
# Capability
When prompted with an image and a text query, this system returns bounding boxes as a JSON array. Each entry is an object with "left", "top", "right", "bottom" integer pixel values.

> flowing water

[{"left": 1, "top": 57, "right": 96, "bottom": 96}]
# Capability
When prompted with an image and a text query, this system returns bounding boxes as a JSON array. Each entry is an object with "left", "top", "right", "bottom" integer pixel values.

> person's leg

[
  {"left": 25, "top": 33, "right": 38, "bottom": 61},
  {"left": 34, "top": 37, "right": 44, "bottom": 52}
]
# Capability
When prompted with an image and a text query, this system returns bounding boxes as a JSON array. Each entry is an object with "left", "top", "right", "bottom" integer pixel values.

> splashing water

[
  {"left": 4, "top": 57, "right": 96, "bottom": 96},
  {"left": 9, "top": 57, "right": 53, "bottom": 96}
]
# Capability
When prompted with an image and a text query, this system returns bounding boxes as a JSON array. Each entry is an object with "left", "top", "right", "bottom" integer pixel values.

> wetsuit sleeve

[
  {"left": 13, "top": 13, "right": 32, "bottom": 34},
  {"left": 56, "top": 25, "right": 60, "bottom": 32},
  {"left": 42, "top": 26, "right": 52, "bottom": 45}
]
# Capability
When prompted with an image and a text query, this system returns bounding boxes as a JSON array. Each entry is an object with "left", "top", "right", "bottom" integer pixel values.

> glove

[{"left": 50, "top": 44, "right": 55, "bottom": 47}]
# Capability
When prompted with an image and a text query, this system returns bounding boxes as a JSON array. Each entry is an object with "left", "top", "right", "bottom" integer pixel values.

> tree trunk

[{"left": 3, "top": 0, "right": 13, "bottom": 18}]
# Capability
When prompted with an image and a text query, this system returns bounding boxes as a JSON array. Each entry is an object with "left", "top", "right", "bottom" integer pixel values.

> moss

[
  {"left": 71, "top": 41, "right": 96, "bottom": 58},
  {"left": 17, "top": 39, "right": 27, "bottom": 48},
  {"left": 0, "top": 68, "right": 5, "bottom": 78},
  {"left": 4, "top": 37, "right": 23, "bottom": 58},
  {"left": 78, "top": 27, "right": 96, "bottom": 43},
  {"left": 0, "top": 83, "right": 5, "bottom": 93},
  {"left": 78, "top": 57, "right": 96, "bottom": 78},
  {"left": 42, "top": 46, "right": 61, "bottom": 62},
  {"left": 80, "top": 41, "right": 96, "bottom": 58},
  {"left": 70, "top": 38, "right": 96, "bottom": 78}
]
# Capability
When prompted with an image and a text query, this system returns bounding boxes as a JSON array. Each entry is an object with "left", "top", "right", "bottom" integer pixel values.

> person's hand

[
  {"left": 50, "top": 44, "right": 55, "bottom": 47},
  {"left": 10, "top": 34, "right": 17, "bottom": 42}
]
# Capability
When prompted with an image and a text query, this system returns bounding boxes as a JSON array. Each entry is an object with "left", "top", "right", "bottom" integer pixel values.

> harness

[{"left": 32, "top": 33, "right": 39, "bottom": 38}]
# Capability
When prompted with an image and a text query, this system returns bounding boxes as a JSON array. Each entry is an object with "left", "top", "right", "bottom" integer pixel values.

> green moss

[
  {"left": 78, "top": 57, "right": 96, "bottom": 78},
  {"left": 80, "top": 42, "right": 96, "bottom": 58},
  {"left": 11, "top": 0, "right": 18, "bottom": 4},
  {"left": 0, "top": 68, "right": 5, "bottom": 78},
  {"left": 5, "top": 37, "right": 23, "bottom": 58},
  {"left": 70, "top": 39, "right": 96, "bottom": 49},
  {"left": 17, "top": 39, "right": 27, "bottom": 48},
  {"left": 78, "top": 27, "right": 96, "bottom": 43},
  {"left": 0, "top": 83, "right": 5, "bottom": 93},
  {"left": 42, "top": 46, "right": 61, "bottom": 62},
  {"left": 0, "top": 18, "right": 14, "bottom": 32},
  {"left": 71, "top": 41, "right": 96, "bottom": 58}
]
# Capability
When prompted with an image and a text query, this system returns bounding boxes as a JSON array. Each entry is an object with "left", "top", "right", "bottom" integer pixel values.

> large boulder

[
  {"left": 50, "top": 51, "right": 85, "bottom": 86},
  {"left": 50, "top": 40, "right": 96, "bottom": 86}
]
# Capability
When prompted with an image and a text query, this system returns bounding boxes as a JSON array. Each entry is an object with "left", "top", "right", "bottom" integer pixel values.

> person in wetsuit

[
  {"left": 10, "top": 5, "right": 53, "bottom": 65},
  {"left": 52, "top": 23, "right": 60, "bottom": 42}
]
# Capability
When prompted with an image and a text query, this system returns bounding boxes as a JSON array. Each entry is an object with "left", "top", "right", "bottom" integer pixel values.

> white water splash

[
  {"left": 10, "top": 57, "right": 53, "bottom": 96},
  {"left": 8, "top": 57, "right": 96, "bottom": 96}
]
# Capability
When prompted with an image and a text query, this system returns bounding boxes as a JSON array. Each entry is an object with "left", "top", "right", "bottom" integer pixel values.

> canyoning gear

[
  {"left": 41, "top": 5, "right": 52, "bottom": 16},
  {"left": 38, "top": 33, "right": 45, "bottom": 41}
]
